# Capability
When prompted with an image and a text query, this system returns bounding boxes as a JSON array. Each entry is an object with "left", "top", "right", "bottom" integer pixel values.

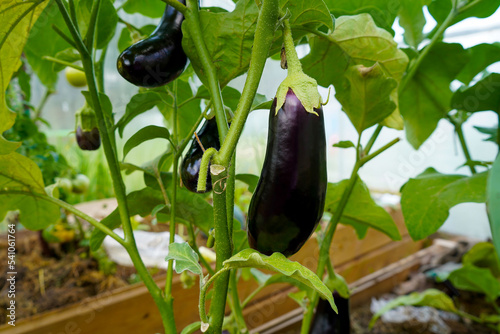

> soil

[{"left": 0, "top": 229, "right": 157, "bottom": 325}]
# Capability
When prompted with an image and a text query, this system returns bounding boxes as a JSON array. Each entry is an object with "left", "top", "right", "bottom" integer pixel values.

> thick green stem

[
  {"left": 199, "top": 268, "right": 230, "bottom": 326},
  {"left": 207, "top": 165, "right": 232, "bottom": 334},
  {"left": 184, "top": 0, "right": 227, "bottom": 142},
  {"left": 282, "top": 20, "right": 302, "bottom": 76},
  {"left": 196, "top": 148, "right": 217, "bottom": 192},
  {"left": 55, "top": 1, "right": 176, "bottom": 332},
  {"left": 226, "top": 154, "right": 236, "bottom": 245},
  {"left": 95, "top": 45, "right": 108, "bottom": 94},
  {"left": 215, "top": 0, "right": 280, "bottom": 165}
]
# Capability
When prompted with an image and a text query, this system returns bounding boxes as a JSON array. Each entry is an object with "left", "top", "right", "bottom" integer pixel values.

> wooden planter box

[{"left": 0, "top": 206, "right": 426, "bottom": 334}]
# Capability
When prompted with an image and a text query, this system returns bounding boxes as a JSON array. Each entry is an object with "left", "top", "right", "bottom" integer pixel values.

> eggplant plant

[{"left": 1, "top": 0, "right": 500, "bottom": 333}]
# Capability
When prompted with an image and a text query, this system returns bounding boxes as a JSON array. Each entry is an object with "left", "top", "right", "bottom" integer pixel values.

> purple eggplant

[
  {"left": 310, "top": 292, "right": 351, "bottom": 334},
  {"left": 76, "top": 126, "right": 100, "bottom": 151},
  {"left": 247, "top": 88, "right": 327, "bottom": 257}
]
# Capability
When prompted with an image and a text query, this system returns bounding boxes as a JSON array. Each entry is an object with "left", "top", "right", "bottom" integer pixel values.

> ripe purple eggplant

[
  {"left": 310, "top": 292, "right": 351, "bottom": 334},
  {"left": 116, "top": 0, "right": 187, "bottom": 87},
  {"left": 180, "top": 117, "right": 221, "bottom": 193},
  {"left": 247, "top": 88, "right": 327, "bottom": 257}
]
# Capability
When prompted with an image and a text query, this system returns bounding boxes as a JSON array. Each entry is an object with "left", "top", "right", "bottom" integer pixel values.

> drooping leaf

[
  {"left": 335, "top": 63, "right": 397, "bottom": 133},
  {"left": 165, "top": 242, "right": 203, "bottom": 276},
  {"left": 224, "top": 249, "right": 337, "bottom": 312},
  {"left": 117, "top": 91, "right": 164, "bottom": 136},
  {"left": 324, "top": 179, "right": 401, "bottom": 240},
  {"left": 401, "top": 167, "right": 487, "bottom": 240},
  {"left": 488, "top": 154, "right": 500, "bottom": 261},
  {"left": 0, "top": 152, "right": 59, "bottom": 229},
  {"left": 123, "top": 125, "right": 171, "bottom": 159},
  {"left": 369, "top": 289, "right": 457, "bottom": 328},
  {"left": 462, "top": 242, "right": 500, "bottom": 277},
  {"left": 451, "top": 73, "right": 500, "bottom": 114},
  {"left": 457, "top": 43, "right": 500, "bottom": 85},
  {"left": 474, "top": 125, "right": 498, "bottom": 144},
  {"left": 302, "top": 14, "right": 408, "bottom": 131},
  {"left": 449, "top": 264, "right": 500, "bottom": 302},
  {"left": 1, "top": 0, "right": 49, "bottom": 153},
  {"left": 398, "top": 0, "right": 427, "bottom": 48},
  {"left": 400, "top": 43, "right": 470, "bottom": 149}
]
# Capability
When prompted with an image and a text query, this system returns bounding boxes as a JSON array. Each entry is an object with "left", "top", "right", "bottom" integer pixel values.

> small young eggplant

[
  {"left": 116, "top": 0, "right": 187, "bottom": 87},
  {"left": 247, "top": 89, "right": 327, "bottom": 257},
  {"left": 180, "top": 117, "right": 221, "bottom": 193},
  {"left": 75, "top": 103, "right": 100, "bottom": 151},
  {"left": 310, "top": 292, "right": 351, "bottom": 334}
]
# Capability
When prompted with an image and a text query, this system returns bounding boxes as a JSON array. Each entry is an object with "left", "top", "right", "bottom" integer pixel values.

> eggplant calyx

[{"left": 275, "top": 71, "right": 321, "bottom": 116}]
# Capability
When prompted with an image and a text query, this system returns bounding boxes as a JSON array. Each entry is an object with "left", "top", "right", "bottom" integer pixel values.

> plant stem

[
  {"left": 455, "top": 122, "right": 477, "bottom": 174},
  {"left": 95, "top": 45, "right": 108, "bottom": 94},
  {"left": 161, "top": 0, "right": 187, "bottom": 15},
  {"left": 165, "top": 80, "right": 179, "bottom": 297},
  {"left": 34, "top": 88, "right": 53, "bottom": 120},
  {"left": 282, "top": 19, "right": 302, "bottom": 75},
  {"left": 187, "top": 222, "right": 215, "bottom": 276},
  {"left": 199, "top": 268, "right": 230, "bottom": 325},
  {"left": 226, "top": 154, "right": 236, "bottom": 243},
  {"left": 229, "top": 270, "right": 248, "bottom": 332},
  {"left": 175, "top": 106, "right": 208, "bottom": 160},
  {"left": 215, "top": 0, "right": 280, "bottom": 165},
  {"left": 55, "top": 1, "right": 176, "bottom": 332},
  {"left": 184, "top": 0, "right": 227, "bottom": 142},
  {"left": 42, "top": 56, "right": 84, "bottom": 71},
  {"left": 364, "top": 125, "right": 383, "bottom": 155},
  {"left": 207, "top": 165, "right": 232, "bottom": 334}
]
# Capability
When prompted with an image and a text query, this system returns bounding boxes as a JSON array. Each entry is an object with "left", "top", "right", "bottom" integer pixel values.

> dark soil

[{"left": 0, "top": 230, "right": 145, "bottom": 325}]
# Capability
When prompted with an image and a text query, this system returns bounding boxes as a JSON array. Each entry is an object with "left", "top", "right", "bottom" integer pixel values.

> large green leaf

[
  {"left": 1, "top": 0, "right": 48, "bottom": 154},
  {"left": 335, "top": 63, "right": 397, "bottom": 133},
  {"left": 398, "top": 0, "right": 428, "bottom": 48},
  {"left": 0, "top": 152, "right": 59, "bottom": 229},
  {"left": 165, "top": 242, "right": 203, "bottom": 276},
  {"left": 224, "top": 249, "right": 337, "bottom": 312},
  {"left": 302, "top": 14, "right": 408, "bottom": 131},
  {"left": 401, "top": 168, "right": 488, "bottom": 240},
  {"left": 77, "top": 0, "right": 118, "bottom": 49},
  {"left": 122, "top": 125, "right": 171, "bottom": 159},
  {"left": 449, "top": 264, "right": 500, "bottom": 302},
  {"left": 121, "top": 0, "right": 165, "bottom": 18},
  {"left": 429, "top": 0, "right": 500, "bottom": 27},
  {"left": 24, "top": 0, "right": 70, "bottom": 89},
  {"left": 369, "top": 289, "right": 457, "bottom": 328},
  {"left": 457, "top": 43, "right": 500, "bottom": 85},
  {"left": 488, "top": 154, "right": 500, "bottom": 261},
  {"left": 451, "top": 73, "right": 500, "bottom": 114},
  {"left": 324, "top": 179, "right": 401, "bottom": 240},
  {"left": 400, "top": 43, "right": 470, "bottom": 149},
  {"left": 183, "top": 0, "right": 333, "bottom": 87},
  {"left": 117, "top": 91, "right": 164, "bottom": 137},
  {"left": 323, "top": 0, "right": 401, "bottom": 33}
]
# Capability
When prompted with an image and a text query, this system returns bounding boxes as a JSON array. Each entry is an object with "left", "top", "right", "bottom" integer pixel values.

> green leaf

[
  {"left": 451, "top": 73, "right": 500, "bottom": 114},
  {"left": 77, "top": 0, "right": 118, "bottom": 49},
  {"left": 332, "top": 140, "right": 355, "bottom": 149},
  {"left": 165, "top": 242, "right": 203, "bottom": 276},
  {"left": 0, "top": 152, "right": 59, "bottom": 229},
  {"left": 325, "top": 179, "right": 401, "bottom": 240},
  {"left": 288, "top": 291, "right": 309, "bottom": 310},
  {"left": 474, "top": 125, "right": 498, "bottom": 144},
  {"left": 302, "top": 14, "right": 408, "bottom": 131},
  {"left": 325, "top": 272, "right": 350, "bottom": 299},
  {"left": 183, "top": 0, "right": 332, "bottom": 87},
  {"left": 24, "top": 1, "right": 70, "bottom": 89},
  {"left": 180, "top": 322, "right": 201, "bottom": 334},
  {"left": 324, "top": 0, "right": 401, "bottom": 33},
  {"left": 462, "top": 242, "right": 500, "bottom": 277},
  {"left": 224, "top": 249, "right": 337, "bottom": 312},
  {"left": 195, "top": 85, "right": 241, "bottom": 112},
  {"left": 369, "top": 289, "right": 457, "bottom": 328},
  {"left": 122, "top": 0, "right": 166, "bottom": 18},
  {"left": 123, "top": 125, "right": 171, "bottom": 159},
  {"left": 449, "top": 264, "right": 500, "bottom": 302},
  {"left": 51, "top": 48, "right": 81, "bottom": 72},
  {"left": 168, "top": 187, "right": 214, "bottom": 233},
  {"left": 117, "top": 91, "right": 163, "bottom": 136},
  {"left": 335, "top": 63, "right": 397, "bottom": 134},
  {"left": 401, "top": 168, "right": 488, "bottom": 240},
  {"left": 398, "top": 0, "right": 427, "bottom": 48},
  {"left": 488, "top": 154, "right": 500, "bottom": 262},
  {"left": 429, "top": 0, "right": 500, "bottom": 27},
  {"left": 400, "top": 43, "right": 470, "bottom": 149},
  {"left": 457, "top": 43, "right": 500, "bottom": 85},
  {"left": 89, "top": 187, "right": 165, "bottom": 250},
  {"left": 235, "top": 173, "right": 259, "bottom": 192},
  {"left": 1, "top": 0, "right": 48, "bottom": 154}
]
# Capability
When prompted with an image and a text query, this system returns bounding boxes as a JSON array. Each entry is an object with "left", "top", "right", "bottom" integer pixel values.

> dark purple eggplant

[
  {"left": 116, "top": 0, "right": 187, "bottom": 87},
  {"left": 76, "top": 126, "right": 100, "bottom": 151},
  {"left": 247, "top": 88, "right": 327, "bottom": 257},
  {"left": 180, "top": 117, "right": 221, "bottom": 193},
  {"left": 310, "top": 292, "right": 351, "bottom": 334}
]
